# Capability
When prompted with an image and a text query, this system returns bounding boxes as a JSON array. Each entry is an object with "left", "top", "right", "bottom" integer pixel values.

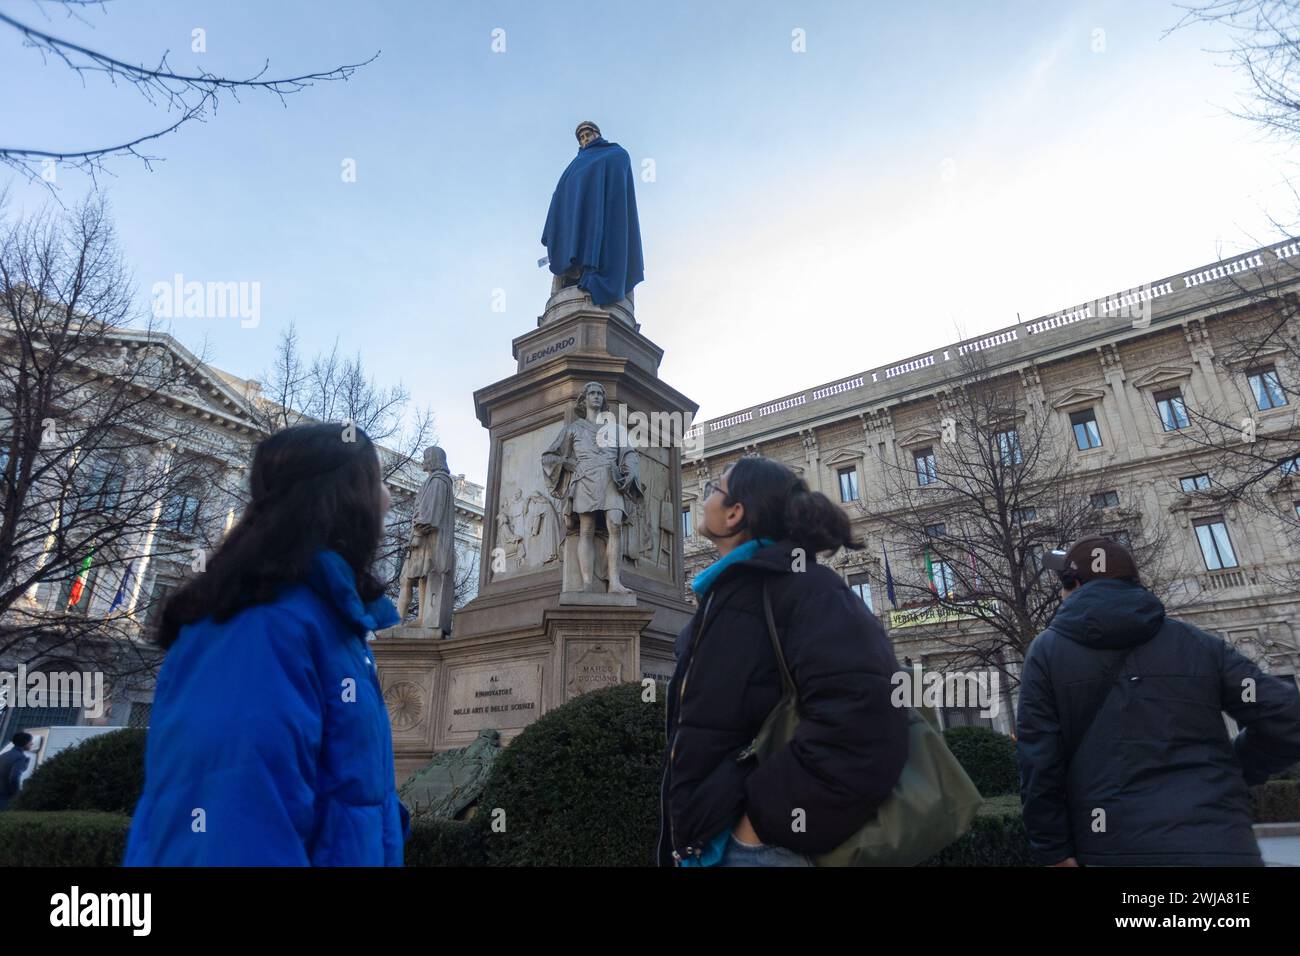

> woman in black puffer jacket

[{"left": 657, "top": 456, "right": 908, "bottom": 867}]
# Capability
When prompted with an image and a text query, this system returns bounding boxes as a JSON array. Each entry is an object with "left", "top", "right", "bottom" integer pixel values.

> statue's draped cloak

[
  {"left": 405, "top": 468, "right": 456, "bottom": 578},
  {"left": 541, "top": 138, "right": 644, "bottom": 307}
]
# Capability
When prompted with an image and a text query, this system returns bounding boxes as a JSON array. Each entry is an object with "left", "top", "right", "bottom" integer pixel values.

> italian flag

[
  {"left": 67, "top": 551, "right": 93, "bottom": 608},
  {"left": 925, "top": 550, "right": 937, "bottom": 595}
]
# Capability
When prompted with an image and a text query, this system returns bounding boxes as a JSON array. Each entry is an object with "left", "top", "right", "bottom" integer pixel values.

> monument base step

[{"left": 558, "top": 590, "right": 637, "bottom": 607}]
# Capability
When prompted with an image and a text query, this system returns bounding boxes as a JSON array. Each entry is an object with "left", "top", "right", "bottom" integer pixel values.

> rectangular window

[
  {"left": 914, "top": 447, "right": 937, "bottom": 486},
  {"left": 931, "top": 560, "right": 956, "bottom": 598},
  {"left": 143, "top": 577, "right": 176, "bottom": 633},
  {"left": 924, "top": 522, "right": 946, "bottom": 538},
  {"left": 1069, "top": 408, "right": 1103, "bottom": 450},
  {"left": 1155, "top": 388, "right": 1190, "bottom": 431},
  {"left": 0, "top": 705, "right": 81, "bottom": 742},
  {"left": 847, "top": 572, "right": 874, "bottom": 612},
  {"left": 1180, "top": 474, "right": 1211, "bottom": 493},
  {"left": 1247, "top": 365, "right": 1287, "bottom": 411},
  {"left": 1090, "top": 490, "right": 1120, "bottom": 509},
  {"left": 1194, "top": 517, "right": 1239, "bottom": 570},
  {"left": 1283, "top": 457, "right": 1300, "bottom": 478},
  {"left": 1109, "top": 529, "right": 1132, "bottom": 550},
  {"left": 162, "top": 491, "right": 202, "bottom": 535},
  {"left": 837, "top": 466, "right": 860, "bottom": 502},
  {"left": 680, "top": 507, "right": 692, "bottom": 537},
  {"left": 1013, "top": 507, "right": 1037, "bottom": 524},
  {"left": 995, "top": 428, "right": 1023, "bottom": 466},
  {"left": 84, "top": 458, "right": 124, "bottom": 512}
]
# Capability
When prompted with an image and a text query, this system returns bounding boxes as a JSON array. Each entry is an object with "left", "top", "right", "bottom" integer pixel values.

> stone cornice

[{"left": 683, "top": 238, "right": 1300, "bottom": 461}]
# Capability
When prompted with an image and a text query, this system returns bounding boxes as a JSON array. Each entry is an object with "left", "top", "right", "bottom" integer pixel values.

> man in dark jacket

[
  {"left": 1017, "top": 535, "right": 1300, "bottom": 866},
  {"left": 657, "top": 538, "right": 908, "bottom": 866},
  {"left": 0, "top": 733, "right": 36, "bottom": 810}
]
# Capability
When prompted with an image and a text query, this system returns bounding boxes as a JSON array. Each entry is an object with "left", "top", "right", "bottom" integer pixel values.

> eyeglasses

[{"left": 703, "top": 480, "right": 728, "bottom": 501}]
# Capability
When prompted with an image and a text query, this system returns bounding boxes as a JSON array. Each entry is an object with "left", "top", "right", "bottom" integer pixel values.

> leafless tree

[
  {"left": 0, "top": 193, "right": 226, "bottom": 684},
  {"left": 0, "top": 0, "right": 377, "bottom": 184},
  {"left": 236, "top": 323, "right": 440, "bottom": 605},
  {"left": 1137, "top": 250, "right": 1300, "bottom": 590},
  {"left": 1173, "top": 0, "right": 1300, "bottom": 142},
  {"left": 864, "top": 347, "right": 1185, "bottom": 691}
]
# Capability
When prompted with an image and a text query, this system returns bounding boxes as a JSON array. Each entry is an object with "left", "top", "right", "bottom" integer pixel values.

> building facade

[
  {"left": 679, "top": 241, "right": 1300, "bottom": 734},
  {"left": 0, "top": 331, "right": 483, "bottom": 740}
]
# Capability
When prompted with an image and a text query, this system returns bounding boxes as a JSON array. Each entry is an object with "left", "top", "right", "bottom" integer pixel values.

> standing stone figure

[
  {"left": 494, "top": 488, "right": 524, "bottom": 570},
  {"left": 541, "top": 382, "right": 643, "bottom": 594},
  {"left": 397, "top": 446, "right": 457, "bottom": 634},
  {"left": 541, "top": 121, "right": 644, "bottom": 307},
  {"left": 521, "top": 490, "right": 562, "bottom": 568}
]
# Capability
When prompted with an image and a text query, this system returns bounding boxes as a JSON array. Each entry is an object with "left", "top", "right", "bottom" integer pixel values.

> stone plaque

[
  {"left": 522, "top": 333, "right": 577, "bottom": 368},
  {"left": 445, "top": 660, "right": 544, "bottom": 735},
  {"left": 493, "top": 421, "right": 566, "bottom": 580},
  {"left": 565, "top": 642, "right": 627, "bottom": 698},
  {"left": 641, "top": 660, "right": 674, "bottom": 684}
]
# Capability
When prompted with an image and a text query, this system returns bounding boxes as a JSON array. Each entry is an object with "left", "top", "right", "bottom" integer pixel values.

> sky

[{"left": 2, "top": 0, "right": 1297, "bottom": 485}]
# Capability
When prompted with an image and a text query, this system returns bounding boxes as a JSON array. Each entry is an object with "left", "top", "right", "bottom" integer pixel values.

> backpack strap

[
  {"left": 761, "top": 581, "right": 797, "bottom": 701},
  {"left": 1062, "top": 638, "right": 1137, "bottom": 764}
]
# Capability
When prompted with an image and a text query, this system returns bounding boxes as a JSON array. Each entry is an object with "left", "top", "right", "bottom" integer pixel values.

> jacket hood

[
  {"left": 1047, "top": 577, "right": 1165, "bottom": 649},
  {"left": 306, "top": 550, "right": 399, "bottom": 636}
]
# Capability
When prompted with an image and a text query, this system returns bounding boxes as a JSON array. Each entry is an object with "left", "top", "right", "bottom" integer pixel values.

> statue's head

[
  {"left": 423, "top": 446, "right": 448, "bottom": 473},
  {"left": 574, "top": 381, "right": 606, "bottom": 416},
  {"left": 575, "top": 121, "right": 601, "bottom": 148}
]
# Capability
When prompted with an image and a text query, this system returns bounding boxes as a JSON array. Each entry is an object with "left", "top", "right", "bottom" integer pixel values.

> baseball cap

[{"left": 1042, "top": 535, "right": 1139, "bottom": 585}]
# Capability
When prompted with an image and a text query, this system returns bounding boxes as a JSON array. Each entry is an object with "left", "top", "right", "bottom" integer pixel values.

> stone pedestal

[
  {"left": 385, "top": 624, "right": 447, "bottom": 641},
  {"left": 374, "top": 284, "right": 695, "bottom": 780}
]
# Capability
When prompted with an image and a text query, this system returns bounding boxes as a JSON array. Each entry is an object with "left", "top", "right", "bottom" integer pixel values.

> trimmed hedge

[
  {"left": 12, "top": 728, "right": 146, "bottom": 814},
  {"left": 921, "top": 795, "right": 1035, "bottom": 866},
  {"left": 0, "top": 812, "right": 131, "bottom": 866},
  {"left": 1250, "top": 780, "right": 1300, "bottom": 823},
  {"left": 471, "top": 681, "right": 666, "bottom": 866},
  {"left": 942, "top": 726, "right": 1019, "bottom": 797},
  {"left": 405, "top": 819, "right": 486, "bottom": 866}
]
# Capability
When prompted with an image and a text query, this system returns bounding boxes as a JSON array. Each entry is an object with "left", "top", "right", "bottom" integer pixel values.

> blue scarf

[{"left": 690, "top": 537, "right": 774, "bottom": 598}]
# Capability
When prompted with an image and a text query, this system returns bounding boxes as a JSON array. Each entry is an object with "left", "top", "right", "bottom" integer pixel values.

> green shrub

[
  {"left": 0, "top": 812, "right": 130, "bottom": 866},
  {"left": 405, "top": 819, "right": 487, "bottom": 866},
  {"left": 473, "top": 682, "right": 665, "bottom": 866},
  {"left": 942, "top": 726, "right": 1019, "bottom": 797},
  {"left": 1250, "top": 780, "right": 1300, "bottom": 823},
  {"left": 12, "top": 728, "right": 146, "bottom": 813},
  {"left": 921, "top": 794, "right": 1034, "bottom": 866}
]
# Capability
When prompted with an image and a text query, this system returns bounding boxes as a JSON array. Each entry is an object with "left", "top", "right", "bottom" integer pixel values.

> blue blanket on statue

[{"left": 541, "top": 137, "right": 644, "bottom": 307}]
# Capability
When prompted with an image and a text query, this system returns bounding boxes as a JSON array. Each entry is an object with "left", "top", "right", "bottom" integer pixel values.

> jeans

[{"left": 716, "top": 833, "right": 815, "bottom": 867}]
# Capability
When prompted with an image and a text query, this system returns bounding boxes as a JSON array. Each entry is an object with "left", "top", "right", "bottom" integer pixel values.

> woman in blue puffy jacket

[{"left": 125, "top": 423, "right": 407, "bottom": 866}]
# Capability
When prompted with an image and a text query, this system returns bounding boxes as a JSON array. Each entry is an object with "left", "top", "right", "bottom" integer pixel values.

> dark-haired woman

[
  {"left": 657, "top": 456, "right": 908, "bottom": 867},
  {"left": 125, "top": 423, "right": 406, "bottom": 866}
]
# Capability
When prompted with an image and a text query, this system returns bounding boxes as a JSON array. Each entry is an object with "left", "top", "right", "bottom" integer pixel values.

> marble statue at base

[
  {"left": 396, "top": 446, "right": 457, "bottom": 635},
  {"left": 541, "top": 381, "right": 643, "bottom": 598}
]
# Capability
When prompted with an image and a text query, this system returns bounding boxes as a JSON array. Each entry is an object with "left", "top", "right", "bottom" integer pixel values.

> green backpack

[{"left": 745, "top": 582, "right": 983, "bottom": 866}]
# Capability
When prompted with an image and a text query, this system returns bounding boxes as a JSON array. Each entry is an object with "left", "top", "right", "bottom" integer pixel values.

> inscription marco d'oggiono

[{"left": 525, "top": 335, "right": 576, "bottom": 366}]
